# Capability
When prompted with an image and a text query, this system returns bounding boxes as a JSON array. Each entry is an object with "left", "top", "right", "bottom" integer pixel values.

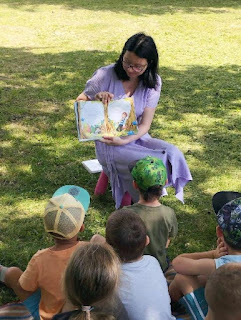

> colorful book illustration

[{"left": 74, "top": 98, "right": 138, "bottom": 141}]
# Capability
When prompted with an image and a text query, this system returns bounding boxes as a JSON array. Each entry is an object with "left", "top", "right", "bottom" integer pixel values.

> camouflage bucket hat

[
  {"left": 131, "top": 156, "right": 167, "bottom": 191},
  {"left": 216, "top": 197, "right": 241, "bottom": 248}
]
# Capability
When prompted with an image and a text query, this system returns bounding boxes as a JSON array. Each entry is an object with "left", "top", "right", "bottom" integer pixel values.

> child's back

[
  {"left": 0, "top": 185, "right": 90, "bottom": 320},
  {"left": 127, "top": 156, "right": 178, "bottom": 271},
  {"left": 19, "top": 242, "right": 83, "bottom": 319},
  {"left": 126, "top": 202, "right": 177, "bottom": 271},
  {"left": 120, "top": 254, "right": 174, "bottom": 320},
  {"left": 106, "top": 209, "right": 175, "bottom": 320}
]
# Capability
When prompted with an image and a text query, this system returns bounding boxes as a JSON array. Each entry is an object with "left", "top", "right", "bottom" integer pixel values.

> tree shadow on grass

[
  {"left": 159, "top": 64, "right": 241, "bottom": 119},
  {"left": 1, "top": 46, "right": 240, "bottom": 198},
  {"left": 1, "top": 0, "right": 241, "bottom": 16},
  {"left": 153, "top": 64, "right": 240, "bottom": 169},
  {"left": 1, "top": 47, "right": 119, "bottom": 207}
]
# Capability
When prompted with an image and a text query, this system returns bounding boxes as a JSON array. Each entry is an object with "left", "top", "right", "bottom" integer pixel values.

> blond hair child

[
  {"left": 205, "top": 263, "right": 241, "bottom": 320},
  {"left": 53, "top": 242, "right": 122, "bottom": 320}
]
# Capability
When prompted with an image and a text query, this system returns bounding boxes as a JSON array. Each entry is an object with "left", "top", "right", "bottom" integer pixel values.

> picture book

[{"left": 74, "top": 98, "right": 138, "bottom": 141}]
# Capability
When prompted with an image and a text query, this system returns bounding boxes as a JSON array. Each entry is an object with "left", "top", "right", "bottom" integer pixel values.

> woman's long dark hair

[{"left": 114, "top": 33, "right": 159, "bottom": 88}]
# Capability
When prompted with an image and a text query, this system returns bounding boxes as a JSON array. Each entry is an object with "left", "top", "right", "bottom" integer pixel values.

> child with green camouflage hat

[
  {"left": 169, "top": 192, "right": 241, "bottom": 320},
  {"left": 0, "top": 185, "right": 90, "bottom": 320},
  {"left": 125, "top": 156, "right": 178, "bottom": 271}
]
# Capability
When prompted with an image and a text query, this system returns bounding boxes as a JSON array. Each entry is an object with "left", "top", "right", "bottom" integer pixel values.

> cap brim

[
  {"left": 212, "top": 191, "right": 241, "bottom": 214},
  {"left": 53, "top": 185, "right": 90, "bottom": 212}
]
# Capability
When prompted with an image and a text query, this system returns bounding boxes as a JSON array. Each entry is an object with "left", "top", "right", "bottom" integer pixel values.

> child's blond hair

[
  {"left": 205, "top": 263, "right": 241, "bottom": 320},
  {"left": 64, "top": 242, "right": 120, "bottom": 320}
]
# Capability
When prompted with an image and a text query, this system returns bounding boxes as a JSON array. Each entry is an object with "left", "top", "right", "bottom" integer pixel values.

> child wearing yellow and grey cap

[{"left": 0, "top": 185, "right": 90, "bottom": 320}]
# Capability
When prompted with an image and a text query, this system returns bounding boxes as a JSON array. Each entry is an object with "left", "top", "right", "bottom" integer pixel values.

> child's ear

[
  {"left": 133, "top": 180, "right": 139, "bottom": 190},
  {"left": 145, "top": 235, "right": 150, "bottom": 247},
  {"left": 216, "top": 225, "right": 223, "bottom": 238},
  {"left": 80, "top": 224, "right": 85, "bottom": 232}
]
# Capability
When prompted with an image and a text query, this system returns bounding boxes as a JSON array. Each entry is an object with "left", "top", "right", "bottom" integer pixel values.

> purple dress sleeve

[
  {"left": 84, "top": 66, "right": 113, "bottom": 100},
  {"left": 145, "top": 75, "right": 162, "bottom": 108}
]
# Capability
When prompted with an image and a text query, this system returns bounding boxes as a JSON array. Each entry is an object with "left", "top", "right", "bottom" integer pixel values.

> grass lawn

[{"left": 0, "top": 0, "right": 240, "bottom": 304}]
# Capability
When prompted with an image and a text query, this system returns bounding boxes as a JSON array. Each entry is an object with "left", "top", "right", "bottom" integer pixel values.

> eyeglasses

[{"left": 122, "top": 60, "right": 147, "bottom": 73}]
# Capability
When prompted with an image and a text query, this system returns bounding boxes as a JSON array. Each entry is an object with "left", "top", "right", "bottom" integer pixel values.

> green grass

[{"left": 0, "top": 0, "right": 241, "bottom": 304}]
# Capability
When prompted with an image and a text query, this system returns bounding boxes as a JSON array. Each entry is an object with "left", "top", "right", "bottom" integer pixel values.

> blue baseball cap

[{"left": 53, "top": 185, "right": 90, "bottom": 212}]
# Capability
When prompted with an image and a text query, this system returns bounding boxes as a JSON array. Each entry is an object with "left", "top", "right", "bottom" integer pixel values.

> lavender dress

[{"left": 84, "top": 64, "right": 192, "bottom": 208}]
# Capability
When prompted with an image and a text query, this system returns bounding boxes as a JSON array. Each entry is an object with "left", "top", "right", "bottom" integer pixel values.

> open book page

[{"left": 74, "top": 98, "right": 138, "bottom": 141}]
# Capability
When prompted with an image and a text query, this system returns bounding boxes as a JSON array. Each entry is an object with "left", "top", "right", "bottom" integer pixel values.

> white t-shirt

[{"left": 118, "top": 255, "right": 176, "bottom": 320}]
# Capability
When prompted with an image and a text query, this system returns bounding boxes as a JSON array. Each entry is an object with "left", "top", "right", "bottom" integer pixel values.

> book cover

[
  {"left": 74, "top": 98, "right": 138, "bottom": 141},
  {"left": 82, "top": 159, "right": 103, "bottom": 173}
]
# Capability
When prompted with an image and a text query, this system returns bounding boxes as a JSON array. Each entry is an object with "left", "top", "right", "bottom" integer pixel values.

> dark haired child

[
  {"left": 0, "top": 185, "right": 90, "bottom": 320},
  {"left": 125, "top": 156, "right": 178, "bottom": 271},
  {"left": 169, "top": 192, "right": 241, "bottom": 320},
  {"left": 104, "top": 209, "right": 176, "bottom": 320}
]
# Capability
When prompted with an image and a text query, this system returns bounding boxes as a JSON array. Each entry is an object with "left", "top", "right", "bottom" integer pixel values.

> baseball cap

[
  {"left": 44, "top": 185, "right": 90, "bottom": 240},
  {"left": 212, "top": 191, "right": 241, "bottom": 214},
  {"left": 212, "top": 192, "right": 241, "bottom": 248},
  {"left": 131, "top": 156, "right": 167, "bottom": 191}
]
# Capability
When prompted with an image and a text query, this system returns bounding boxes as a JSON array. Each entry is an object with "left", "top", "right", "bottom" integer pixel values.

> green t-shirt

[{"left": 125, "top": 203, "right": 178, "bottom": 271}]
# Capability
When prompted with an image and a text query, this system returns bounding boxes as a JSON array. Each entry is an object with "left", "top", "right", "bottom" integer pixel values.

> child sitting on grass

[
  {"left": 52, "top": 242, "right": 122, "bottom": 320},
  {"left": 169, "top": 192, "right": 241, "bottom": 320},
  {"left": 0, "top": 185, "right": 90, "bottom": 320},
  {"left": 205, "top": 263, "right": 241, "bottom": 320},
  {"left": 126, "top": 156, "right": 178, "bottom": 271},
  {"left": 92, "top": 209, "right": 175, "bottom": 320}
]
